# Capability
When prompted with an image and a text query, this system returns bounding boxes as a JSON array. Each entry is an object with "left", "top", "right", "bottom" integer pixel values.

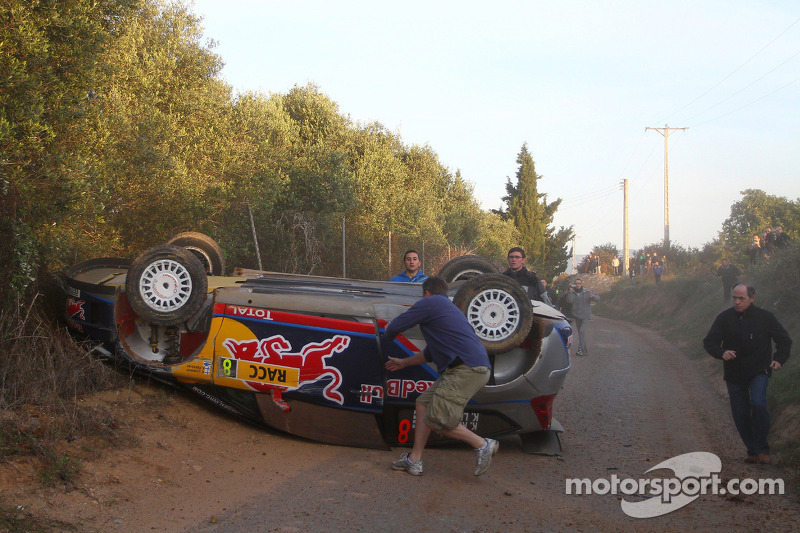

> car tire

[
  {"left": 126, "top": 244, "right": 208, "bottom": 326},
  {"left": 453, "top": 273, "right": 534, "bottom": 354},
  {"left": 437, "top": 255, "right": 500, "bottom": 283},
  {"left": 167, "top": 231, "right": 226, "bottom": 276}
]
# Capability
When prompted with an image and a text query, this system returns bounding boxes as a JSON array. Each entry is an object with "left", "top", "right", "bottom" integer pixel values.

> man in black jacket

[
  {"left": 715, "top": 258, "right": 741, "bottom": 301},
  {"left": 502, "top": 247, "right": 551, "bottom": 305},
  {"left": 703, "top": 283, "right": 791, "bottom": 465}
]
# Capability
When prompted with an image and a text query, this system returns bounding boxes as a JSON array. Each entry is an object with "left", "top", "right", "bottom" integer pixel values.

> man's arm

[
  {"left": 385, "top": 352, "right": 427, "bottom": 372},
  {"left": 534, "top": 279, "right": 550, "bottom": 303},
  {"left": 385, "top": 299, "right": 431, "bottom": 340},
  {"left": 703, "top": 315, "right": 726, "bottom": 359},
  {"left": 768, "top": 313, "right": 792, "bottom": 367}
]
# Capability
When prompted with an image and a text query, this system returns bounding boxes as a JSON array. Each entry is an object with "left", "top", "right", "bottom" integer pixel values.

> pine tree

[{"left": 499, "top": 143, "right": 574, "bottom": 278}]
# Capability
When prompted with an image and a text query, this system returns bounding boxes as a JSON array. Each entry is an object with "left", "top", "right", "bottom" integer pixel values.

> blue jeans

[
  {"left": 726, "top": 374, "right": 771, "bottom": 456},
  {"left": 574, "top": 318, "right": 589, "bottom": 354}
]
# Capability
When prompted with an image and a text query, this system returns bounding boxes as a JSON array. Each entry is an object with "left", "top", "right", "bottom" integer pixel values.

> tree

[
  {"left": 498, "top": 143, "right": 574, "bottom": 279},
  {"left": 0, "top": 0, "right": 139, "bottom": 300}
]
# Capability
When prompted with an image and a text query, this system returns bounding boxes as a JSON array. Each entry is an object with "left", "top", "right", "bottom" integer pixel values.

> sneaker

[
  {"left": 391, "top": 453, "right": 423, "bottom": 476},
  {"left": 474, "top": 438, "right": 499, "bottom": 476}
]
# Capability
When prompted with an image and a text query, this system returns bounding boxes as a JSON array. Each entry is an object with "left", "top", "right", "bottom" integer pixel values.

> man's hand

[
  {"left": 771, "top": 361, "right": 782, "bottom": 370},
  {"left": 385, "top": 352, "right": 426, "bottom": 371},
  {"left": 722, "top": 350, "right": 737, "bottom": 361},
  {"left": 385, "top": 356, "right": 406, "bottom": 372}
]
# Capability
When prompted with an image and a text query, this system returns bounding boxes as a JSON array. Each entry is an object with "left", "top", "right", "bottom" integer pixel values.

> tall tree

[{"left": 499, "top": 143, "right": 573, "bottom": 278}]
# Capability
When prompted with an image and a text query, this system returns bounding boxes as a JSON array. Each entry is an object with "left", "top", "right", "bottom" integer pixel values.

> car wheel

[
  {"left": 167, "top": 231, "right": 226, "bottom": 276},
  {"left": 453, "top": 273, "right": 533, "bottom": 354},
  {"left": 126, "top": 244, "right": 208, "bottom": 326},
  {"left": 437, "top": 255, "right": 500, "bottom": 283}
]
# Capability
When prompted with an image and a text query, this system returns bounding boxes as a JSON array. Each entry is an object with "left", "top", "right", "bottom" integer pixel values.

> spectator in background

[
  {"left": 762, "top": 228, "right": 777, "bottom": 254},
  {"left": 747, "top": 235, "right": 763, "bottom": 265},
  {"left": 653, "top": 262, "right": 664, "bottom": 284},
  {"left": 390, "top": 250, "right": 427, "bottom": 283},
  {"left": 503, "top": 247, "right": 551, "bottom": 305},
  {"left": 612, "top": 255, "right": 620, "bottom": 276},
  {"left": 566, "top": 278, "right": 600, "bottom": 357},
  {"left": 774, "top": 226, "right": 791, "bottom": 249},
  {"left": 542, "top": 279, "right": 556, "bottom": 306},
  {"left": 715, "top": 258, "right": 741, "bottom": 301}
]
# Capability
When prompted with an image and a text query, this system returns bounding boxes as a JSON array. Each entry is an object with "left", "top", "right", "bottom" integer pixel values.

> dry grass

[{"left": 0, "top": 296, "right": 126, "bottom": 469}]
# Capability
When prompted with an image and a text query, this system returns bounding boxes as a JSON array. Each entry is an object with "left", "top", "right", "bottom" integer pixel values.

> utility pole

[
  {"left": 645, "top": 124, "right": 688, "bottom": 249},
  {"left": 571, "top": 235, "right": 577, "bottom": 274},
  {"left": 622, "top": 179, "right": 629, "bottom": 276}
]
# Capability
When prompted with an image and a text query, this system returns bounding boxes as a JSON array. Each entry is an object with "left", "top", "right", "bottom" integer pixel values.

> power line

[
  {"left": 689, "top": 76, "right": 800, "bottom": 128},
  {"left": 680, "top": 48, "right": 800, "bottom": 124},
  {"left": 665, "top": 16, "right": 800, "bottom": 122}
]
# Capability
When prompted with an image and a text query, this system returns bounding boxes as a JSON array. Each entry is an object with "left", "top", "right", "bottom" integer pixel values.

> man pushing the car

[{"left": 384, "top": 276, "right": 498, "bottom": 476}]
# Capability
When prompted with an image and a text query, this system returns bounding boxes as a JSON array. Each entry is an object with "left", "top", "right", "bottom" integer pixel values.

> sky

[{"left": 189, "top": 0, "right": 800, "bottom": 255}]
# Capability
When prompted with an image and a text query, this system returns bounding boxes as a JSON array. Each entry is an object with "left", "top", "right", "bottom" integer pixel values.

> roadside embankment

[{"left": 590, "top": 264, "right": 800, "bottom": 471}]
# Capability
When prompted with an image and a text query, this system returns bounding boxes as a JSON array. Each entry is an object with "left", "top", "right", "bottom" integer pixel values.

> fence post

[
  {"left": 248, "top": 204, "right": 263, "bottom": 270},
  {"left": 341, "top": 217, "right": 346, "bottom": 278}
]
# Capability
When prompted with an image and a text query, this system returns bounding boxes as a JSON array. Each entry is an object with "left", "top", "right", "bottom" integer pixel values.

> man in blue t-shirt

[
  {"left": 384, "top": 276, "right": 497, "bottom": 476},
  {"left": 390, "top": 249, "right": 427, "bottom": 283}
]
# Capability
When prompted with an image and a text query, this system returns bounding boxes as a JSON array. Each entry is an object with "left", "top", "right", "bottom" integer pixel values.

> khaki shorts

[{"left": 416, "top": 364, "right": 490, "bottom": 431}]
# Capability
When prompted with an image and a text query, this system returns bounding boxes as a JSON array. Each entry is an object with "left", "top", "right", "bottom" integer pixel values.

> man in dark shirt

[
  {"left": 703, "top": 283, "right": 791, "bottom": 465},
  {"left": 384, "top": 276, "right": 498, "bottom": 476},
  {"left": 715, "top": 258, "right": 741, "bottom": 301},
  {"left": 502, "top": 247, "right": 551, "bottom": 305},
  {"left": 773, "top": 226, "right": 791, "bottom": 249}
]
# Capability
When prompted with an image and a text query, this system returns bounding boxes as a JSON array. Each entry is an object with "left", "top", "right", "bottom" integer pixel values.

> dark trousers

[
  {"left": 722, "top": 283, "right": 735, "bottom": 301},
  {"left": 726, "top": 374, "right": 771, "bottom": 456}
]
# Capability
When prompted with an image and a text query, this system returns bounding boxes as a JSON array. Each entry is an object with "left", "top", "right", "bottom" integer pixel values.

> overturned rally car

[{"left": 64, "top": 233, "right": 572, "bottom": 453}]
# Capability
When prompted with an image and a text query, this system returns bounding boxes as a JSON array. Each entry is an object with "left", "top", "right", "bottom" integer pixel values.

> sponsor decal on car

[
  {"left": 67, "top": 298, "right": 86, "bottom": 320},
  {"left": 386, "top": 379, "right": 434, "bottom": 399},
  {"left": 221, "top": 334, "right": 349, "bottom": 404}
]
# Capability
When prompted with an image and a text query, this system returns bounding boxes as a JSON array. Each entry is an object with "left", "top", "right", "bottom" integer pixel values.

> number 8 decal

[{"left": 397, "top": 418, "right": 411, "bottom": 443}]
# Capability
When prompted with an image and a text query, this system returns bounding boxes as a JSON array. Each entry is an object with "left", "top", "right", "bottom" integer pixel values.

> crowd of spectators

[{"left": 747, "top": 225, "right": 791, "bottom": 264}]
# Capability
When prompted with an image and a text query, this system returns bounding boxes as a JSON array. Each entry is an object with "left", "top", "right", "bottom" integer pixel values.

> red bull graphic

[
  {"left": 386, "top": 378, "right": 434, "bottom": 399},
  {"left": 220, "top": 334, "right": 350, "bottom": 405},
  {"left": 67, "top": 298, "right": 86, "bottom": 321},
  {"left": 66, "top": 298, "right": 86, "bottom": 332}
]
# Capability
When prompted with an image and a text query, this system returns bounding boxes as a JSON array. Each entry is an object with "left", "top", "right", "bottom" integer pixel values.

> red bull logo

[
  {"left": 67, "top": 298, "right": 86, "bottom": 321},
  {"left": 222, "top": 334, "right": 350, "bottom": 404}
]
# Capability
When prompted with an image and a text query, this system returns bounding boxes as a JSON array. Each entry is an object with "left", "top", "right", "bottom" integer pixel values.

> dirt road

[{"left": 4, "top": 316, "right": 798, "bottom": 531}]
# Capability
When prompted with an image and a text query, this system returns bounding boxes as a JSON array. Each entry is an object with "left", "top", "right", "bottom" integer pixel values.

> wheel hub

[
  {"left": 139, "top": 259, "right": 193, "bottom": 312},
  {"left": 466, "top": 288, "right": 520, "bottom": 341}
]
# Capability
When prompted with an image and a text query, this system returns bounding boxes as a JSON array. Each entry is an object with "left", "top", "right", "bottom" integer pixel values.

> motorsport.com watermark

[{"left": 565, "top": 452, "right": 784, "bottom": 518}]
